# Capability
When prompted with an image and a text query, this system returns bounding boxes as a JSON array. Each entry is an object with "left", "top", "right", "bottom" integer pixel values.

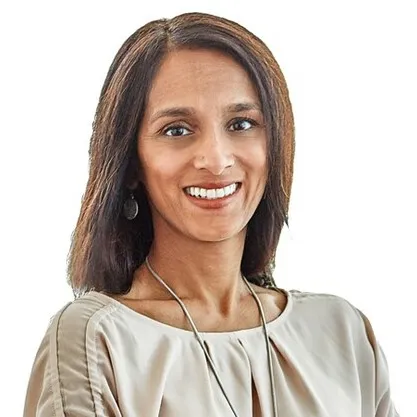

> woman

[{"left": 24, "top": 12, "right": 399, "bottom": 417}]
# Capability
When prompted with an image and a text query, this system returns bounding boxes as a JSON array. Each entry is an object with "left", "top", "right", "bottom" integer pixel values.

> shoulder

[
  {"left": 284, "top": 288, "right": 382, "bottom": 368},
  {"left": 34, "top": 291, "right": 123, "bottom": 380},
  {"left": 36, "top": 292, "right": 120, "bottom": 378},
  {"left": 289, "top": 288, "right": 360, "bottom": 316},
  {"left": 286, "top": 289, "right": 399, "bottom": 414},
  {"left": 46, "top": 291, "right": 118, "bottom": 344},
  {"left": 24, "top": 292, "right": 121, "bottom": 416},
  {"left": 288, "top": 288, "right": 371, "bottom": 343}
]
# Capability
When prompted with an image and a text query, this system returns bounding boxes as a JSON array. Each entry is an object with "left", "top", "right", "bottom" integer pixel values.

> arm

[
  {"left": 24, "top": 301, "right": 121, "bottom": 417},
  {"left": 358, "top": 310, "right": 400, "bottom": 417}
]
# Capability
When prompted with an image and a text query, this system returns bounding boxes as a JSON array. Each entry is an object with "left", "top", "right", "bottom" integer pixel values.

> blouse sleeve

[
  {"left": 23, "top": 300, "right": 121, "bottom": 417},
  {"left": 358, "top": 309, "right": 400, "bottom": 417}
]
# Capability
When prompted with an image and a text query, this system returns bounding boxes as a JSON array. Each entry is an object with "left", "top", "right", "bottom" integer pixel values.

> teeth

[
  {"left": 185, "top": 183, "right": 239, "bottom": 199},
  {"left": 216, "top": 188, "right": 225, "bottom": 198}
]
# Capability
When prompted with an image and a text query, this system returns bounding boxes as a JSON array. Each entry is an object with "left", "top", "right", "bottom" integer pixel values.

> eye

[
  {"left": 162, "top": 124, "right": 192, "bottom": 137},
  {"left": 229, "top": 118, "right": 258, "bottom": 132}
]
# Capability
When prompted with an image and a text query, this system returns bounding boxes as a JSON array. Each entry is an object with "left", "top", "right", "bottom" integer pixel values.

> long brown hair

[{"left": 67, "top": 12, "right": 295, "bottom": 297}]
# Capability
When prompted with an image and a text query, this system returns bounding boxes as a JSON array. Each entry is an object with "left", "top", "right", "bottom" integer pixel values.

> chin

[{"left": 188, "top": 224, "right": 244, "bottom": 243}]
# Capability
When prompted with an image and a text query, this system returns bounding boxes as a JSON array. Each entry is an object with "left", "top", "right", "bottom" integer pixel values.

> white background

[{"left": 1, "top": 0, "right": 415, "bottom": 415}]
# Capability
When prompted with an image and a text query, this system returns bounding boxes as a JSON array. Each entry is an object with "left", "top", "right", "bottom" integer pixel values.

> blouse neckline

[{"left": 89, "top": 286, "right": 294, "bottom": 339}]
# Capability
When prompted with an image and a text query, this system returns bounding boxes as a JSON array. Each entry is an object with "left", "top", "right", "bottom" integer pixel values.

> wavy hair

[{"left": 67, "top": 12, "right": 295, "bottom": 297}]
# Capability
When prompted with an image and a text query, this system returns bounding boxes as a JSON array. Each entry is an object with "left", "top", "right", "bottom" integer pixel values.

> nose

[{"left": 193, "top": 130, "right": 235, "bottom": 175}]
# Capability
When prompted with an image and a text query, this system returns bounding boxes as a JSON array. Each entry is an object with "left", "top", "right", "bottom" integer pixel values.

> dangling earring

[{"left": 123, "top": 191, "right": 139, "bottom": 220}]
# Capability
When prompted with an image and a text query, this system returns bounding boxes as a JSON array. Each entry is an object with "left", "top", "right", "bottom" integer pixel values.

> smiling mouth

[{"left": 184, "top": 182, "right": 241, "bottom": 200}]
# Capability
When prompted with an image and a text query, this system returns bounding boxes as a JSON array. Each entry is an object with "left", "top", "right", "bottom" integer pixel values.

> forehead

[{"left": 145, "top": 48, "right": 259, "bottom": 111}]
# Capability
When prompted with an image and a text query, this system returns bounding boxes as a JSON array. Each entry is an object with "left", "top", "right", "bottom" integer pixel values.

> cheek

[
  {"left": 258, "top": 141, "right": 268, "bottom": 176},
  {"left": 248, "top": 144, "right": 268, "bottom": 191},
  {"left": 139, "top": 145, "right": 184, "bottom": 189},
  {"left": 241, "top": 141, "right": 267, "bottom": 175}
]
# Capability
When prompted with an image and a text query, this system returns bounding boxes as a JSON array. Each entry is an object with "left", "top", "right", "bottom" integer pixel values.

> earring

[{"left": 123, "top": 191, "right": 139, "bottom": 220}]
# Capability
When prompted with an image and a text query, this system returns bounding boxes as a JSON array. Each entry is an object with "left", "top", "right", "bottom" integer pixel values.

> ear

[
  {"left": 125, "top": 157, "right": 145, "bottom": 190},
  {"left": 126, "top": 180, "right": 139, "bottom": 191},
  {"left": 125, "top": 167, "right": 140, "bottom": 190}
]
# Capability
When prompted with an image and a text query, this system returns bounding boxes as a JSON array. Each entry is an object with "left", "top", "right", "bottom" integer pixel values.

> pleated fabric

[{"left": 24, "top": 288, "right": 399, "bottom": 416}]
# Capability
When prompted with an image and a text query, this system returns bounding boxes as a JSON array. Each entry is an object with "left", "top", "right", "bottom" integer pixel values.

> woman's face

[{"left": 137, "top": 48, "right": 267, "bottom": 242}]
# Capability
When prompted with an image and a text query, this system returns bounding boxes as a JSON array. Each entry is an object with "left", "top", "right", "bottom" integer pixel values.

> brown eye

[
  {"left": 163, "top": 125, "right": 192, "bottom": 137},
  {"left": 229, "top": 118, "right": 257, "bottom": 132}
]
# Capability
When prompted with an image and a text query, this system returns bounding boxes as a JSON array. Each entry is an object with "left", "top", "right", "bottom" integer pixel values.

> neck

[{"left": 135, "top": 224, "right": 248, "bottom": 315}]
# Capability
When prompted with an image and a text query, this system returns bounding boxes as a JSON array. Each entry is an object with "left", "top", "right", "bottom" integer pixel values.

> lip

[
  {"left": 184, "top": 181, "right": 241, "bottom": 189},
  {"left": 183, "top": 183, "right": 241, "bottom": 210}
]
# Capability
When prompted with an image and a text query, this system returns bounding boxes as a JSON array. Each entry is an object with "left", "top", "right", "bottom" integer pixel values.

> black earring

[{"left": 123, "top": 191, "right": 139, "bottom": 220}]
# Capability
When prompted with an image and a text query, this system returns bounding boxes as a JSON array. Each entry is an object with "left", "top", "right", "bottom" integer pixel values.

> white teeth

[
  {"left": 224, "top": 183, "right": 237, "bottom": 196},
  {"left": 216, "top": 188, "right": 225, "bottom": 198},
  {"left": 207, "top": 189, "right": 216, "bottom": 199},
  {"left": 185, "top": 183, "right": 239, "bottom": 199}
]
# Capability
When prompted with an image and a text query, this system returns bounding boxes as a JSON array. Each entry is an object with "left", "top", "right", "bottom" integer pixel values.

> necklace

[{"left": 145, "top": 256, "right": 279, "bottom": 417}]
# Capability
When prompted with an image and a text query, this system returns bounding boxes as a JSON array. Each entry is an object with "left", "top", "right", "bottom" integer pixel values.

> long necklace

[{"left": 145, "top": 257, "right": 279, "bottom": 417}]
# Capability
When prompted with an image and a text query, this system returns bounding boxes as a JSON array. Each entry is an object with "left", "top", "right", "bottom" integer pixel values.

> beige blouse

[{"left": 24, "top": 288, "right": 399, "bottom": 416}]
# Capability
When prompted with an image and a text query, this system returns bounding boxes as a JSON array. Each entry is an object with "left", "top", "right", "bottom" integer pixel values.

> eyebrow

[
  {"left": 149, "top": 102, "right": 262, "bottom": 124},
  {"left": 226, "top": 102, "right": 261, "bottom": 113}
]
